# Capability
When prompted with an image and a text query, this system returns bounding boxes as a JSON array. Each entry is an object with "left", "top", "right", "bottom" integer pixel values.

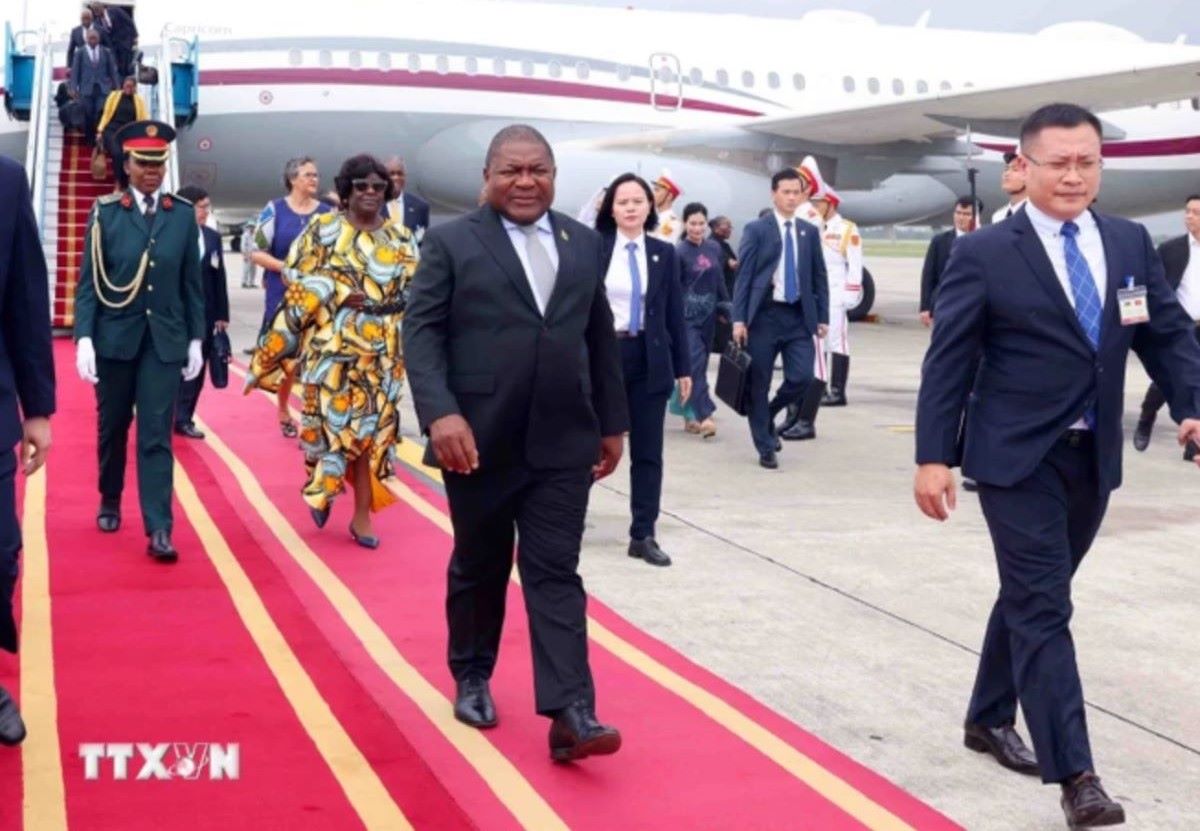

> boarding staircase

[{"left": 4, "top": 23, "right": 200, "bottom": 330}]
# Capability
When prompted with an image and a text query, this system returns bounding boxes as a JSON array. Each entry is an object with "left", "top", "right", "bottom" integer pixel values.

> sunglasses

[{"left": 352, "top": 179, "right": 387, "bottom": 193}]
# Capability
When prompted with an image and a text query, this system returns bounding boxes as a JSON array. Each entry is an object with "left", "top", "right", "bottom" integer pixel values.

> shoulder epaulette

[
  {"left": 169, "top": 193, "right": 193, "bottom": 206},
  {"left": 97, "top": 192, "right": 123, "bottom": 205}
]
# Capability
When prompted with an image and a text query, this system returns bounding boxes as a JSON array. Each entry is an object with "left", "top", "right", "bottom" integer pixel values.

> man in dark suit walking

[
  {"left": 173, "top": 185, "right": 230, "bottom": 440},
  {"left": 403, "top": 124, "right": 628, "bottom": 762},
  {"left": 67, "top": 7, "right": 108, "bottom": 70},
  {"left": 383, "top": 157, "right": 431, "bottom": 239},
  {"left": 68, "top": 28, "right": 121, "bottom": 147},
  {"left": 0, "top": 157, "right": 56, "bottom": 747},
  {"left": 919, "top": 197, "right": 976, "bottom": 327},
  {"left": 1132, "top": 194, "right": 1200, "bottom": 456},
  {"left": 731, "top": 168, "right": 828, "bottom": 469},
  {"left": 90, "top": 2, "right": 138, "bottom": 78},
  {"left": 915, "top": 103, "right": 1200, "bottom": 829}
]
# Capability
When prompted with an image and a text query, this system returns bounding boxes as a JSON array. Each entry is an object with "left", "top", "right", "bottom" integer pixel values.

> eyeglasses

[
  {"left": 352, "top": 180, "right": 387, "bottom": 193},
  {"left": 1023, "top": 153, "right": 1103, "bottom": 175}
]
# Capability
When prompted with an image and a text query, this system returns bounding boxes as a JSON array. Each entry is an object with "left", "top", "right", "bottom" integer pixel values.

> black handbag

[
  {"left": 209, "top": 329, "right": 232, "bottom": 389},
  {"left": 715, "top": 341, "right": 752, "bottom": 416}
]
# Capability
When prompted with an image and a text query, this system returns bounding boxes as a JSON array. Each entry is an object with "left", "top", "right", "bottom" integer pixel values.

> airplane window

[
  {"left": 892, "top": 78, "right": 904, "bottom": 95},
  {"left": 1192, "top": 97, "right": 1200, "bottom": 111},
  {"left": 521, "top": 59, "right": 535, "bottom": 77},
  {"left": 349, "top": 50, "right": 362, "bottom": 69},
  {"left": 436, "top": 55, "right": 450, "bottom": 75},
  {"left": 318, "top": 49, "right": 333, "bottom": 68},
  {"left": 793, "top": 73, "right": 805, "bottom": 91},
  {"left": 843, "top": 76, "right": 855, "bottom": 93},
  {"left": 464, "top": 56, "right": 478, "bottom": 76},
  {"left": 287, "top": 48, "right": 302, "bottom": 67},
  {"left": 716, "top": 69, "right": 729, "bottom": 87},
  {"left": 916, "top": 79, "right": 928, "bottom": 94},
  {"left": 576, "top": 61, "right": 589, "bottom": 80},
  {"left": 494, "top": 58, "right": 506, "bottom": 76},
  {"left": 742, "top": 70, "right": 755, "bottom": 88},
  {"left": 688, "top": 68, "right": 702, "bottom": 85},
  {"left": 867, "top": 77, "right": 880, "bottom": 94},
  {"left": 939, "top": 80, "right": 951, "bottom": 91},
  {"left": 657, "top": 65, "right": 675, "bottom": 84},
  {"left": 548, "top": 61, "right": 562, "bottom": 79},
  {"left": 616, "top": 65, "right": 632, "bottom": 82},
  {"left": 407, "top": 54, "right": 421, "bottom": 73},
  {"left": 767, "top": 72, "right": 780, "bottom": 89},
  {"left": 377, "top": 52, "right": 391, "bottom": 70}
]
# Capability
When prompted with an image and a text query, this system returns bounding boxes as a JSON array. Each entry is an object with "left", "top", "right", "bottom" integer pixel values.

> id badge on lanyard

[{"left": 1117, "top": 276, "right": 1149, "bottom": 326}]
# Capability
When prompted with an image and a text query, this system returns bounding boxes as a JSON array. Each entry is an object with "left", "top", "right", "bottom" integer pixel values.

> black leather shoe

[
  {"left": 780, "top": 420, "right": 815, "bottom": 441},
  {"left": 0, "top": 686, "right": 26, "bottom": 746},
  {"left": 759, "top": 451, "right": 778, "bottom": 469},
  {"left": 963, "top": 722, "right": 1039, "bottom": 776},
  {"left": 628, "top": 537, "right": 671, "bottom": 567},
  {"left": 147, "top": 530, "right": 178, "bottom": 563},
  {"left": 97, "top": 497, "right": 120, "bottom": 533},
  {"left": 821, "top": 388, "right": 847, "bottom": 407},
  {"left": 1132, "top": 418, "right": 1153, "bottom": 451},
  {"left": 549, "top": 701, "right": 621, "bottom": 762},
  {"left": 174, "top": 423, "right": 206, "bottom": 440},
  {"left": 1061, "top": 772, "right": 1125, "bottom": 828},
  {"left": 454, "top": 677, "right": 497, "bottom": 729},
  {"left": 777, "top": 403, "right": 801, "bottom": 435}
]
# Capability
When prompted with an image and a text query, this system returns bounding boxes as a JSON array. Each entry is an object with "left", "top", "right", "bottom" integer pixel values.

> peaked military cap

[{"left": 114, "top": 120, "right": 176, "bottom": 162}]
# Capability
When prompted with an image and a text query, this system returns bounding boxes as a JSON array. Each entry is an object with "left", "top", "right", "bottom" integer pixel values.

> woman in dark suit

[{"left": 596, "top": 173, "right": 690, "bottom": 567}]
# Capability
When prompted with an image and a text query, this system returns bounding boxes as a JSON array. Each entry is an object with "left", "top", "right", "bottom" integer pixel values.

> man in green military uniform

[{"left": 73, "top": 119, "right": 204, "bottom": 563}]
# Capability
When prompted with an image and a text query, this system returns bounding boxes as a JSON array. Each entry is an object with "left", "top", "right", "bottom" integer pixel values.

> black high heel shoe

[
  {"left": 349, "top": 524, "right": 379, "bottom": 549},
  {"left": 310, "top": 506, "right": 330, "bottom": 529}
]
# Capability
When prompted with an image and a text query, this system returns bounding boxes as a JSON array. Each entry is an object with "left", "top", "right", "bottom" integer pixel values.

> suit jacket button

[
  {"left": 146, "top": 309, "right": 152, "bottom": 316},
  {"left": 149, "top": 261, "right": 156, "bottom": 267},
  {"left": 147, "top": 284, "right": 154, "bottom": 292}
]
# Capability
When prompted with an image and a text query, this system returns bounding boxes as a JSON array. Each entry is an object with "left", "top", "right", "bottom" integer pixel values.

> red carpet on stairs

[
  {"left": 2, "top": 342, "right": 964, "bottom": 829},
  {"left": 53, "top": 131, "right": 114, "bottom": 329}
]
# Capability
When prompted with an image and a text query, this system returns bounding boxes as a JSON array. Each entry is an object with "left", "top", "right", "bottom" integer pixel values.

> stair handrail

[
  {"left": 158, "top": 27, "right": 180, "bottom": 192},
  {"left": 24, "top": 27, "right": 51, "bottom": 239}
]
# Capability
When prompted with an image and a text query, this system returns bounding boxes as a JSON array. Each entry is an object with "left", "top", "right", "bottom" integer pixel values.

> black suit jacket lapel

[
  {"left": 645, "top": 237, "right": 667, "bottom": 309},
  {"left": 469, "top": 205, "right": 541, "bottom": 317},
  {"left": 544, "top": 212, "right": 574, "bottom": 320},
  {"left": 1094, "top": 211, "right": 1124, "bottom": 350},
  {"left": 1010, "top": 210, "right": 1093, "bottom": 350}
]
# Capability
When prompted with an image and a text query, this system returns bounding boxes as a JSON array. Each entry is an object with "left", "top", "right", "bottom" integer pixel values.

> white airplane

[{"left": 4, "top": 1, "right": 1200, "bottom": 228}]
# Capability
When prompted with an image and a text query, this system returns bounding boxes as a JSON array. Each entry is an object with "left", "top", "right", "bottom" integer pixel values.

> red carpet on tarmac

[{"left": 0, "top": 341, "right": 964, "bottom": 830}]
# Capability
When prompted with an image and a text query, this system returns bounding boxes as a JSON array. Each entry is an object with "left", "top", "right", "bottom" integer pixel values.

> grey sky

[{"left": 526, "top": 0, "right": 1199, "bottom": 45}]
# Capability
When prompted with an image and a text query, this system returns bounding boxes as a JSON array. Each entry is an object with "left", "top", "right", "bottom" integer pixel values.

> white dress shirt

[
  {"left": 1177, "top": 236, "right": 1200, "bottom": 321},
  {"left": 501, "top": 213, "right": 559, "bottom": 315},
  {"left": 1025, "top": 200, "right": 1108, "bottom": 429},
  {"left": 134, "top": 190, "right": 161, "bottom": 215},
  {"left": 389, "top": 193, "right": 406, "bottom": 223},
  {"left": 605, "top": 232, "right": 649, "bottom": 332},
  {"left": 991, "top": 199, "right": 1027, "bottom": 225},
  {"left": 771, "top": 210, "right": 807, "bottom": 303}
]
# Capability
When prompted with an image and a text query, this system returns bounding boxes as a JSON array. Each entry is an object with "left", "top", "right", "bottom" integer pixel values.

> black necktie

[
  {"left": 143, "top": 194, "right": 155, "bottom": 221},
  {"left": 1005, "top": 207, "right": 1013, "bottom": 219}
]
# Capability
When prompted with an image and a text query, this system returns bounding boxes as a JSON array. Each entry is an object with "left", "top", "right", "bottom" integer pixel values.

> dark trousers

[
  {"left": 745, "top": 302, "right": 813, "bottom": 455},
  {"left": 444, "top": 464, "right": 594, "bottom": 716},
  {"left": 0, "top": 450, "right": 18, "bottom": 654},
  {"left": 686, "top": 318, "right": 717, "bottom": 421},
  {"left": 174, "top": 337, "right": 211, "bottom": 428},
  {"left": 81, "top": 87, "right": 105, "bottom": 144},
  {"left": 970, "top": 434, "right": 1108, "bottom": 783},
  {"left": 1139, "top": 325, "right": 1200, "bottom": 418},
  {"left": 620, "top": 336, "right": 670, "bottom": 540},
  {"left": 96, "top": 336, "right": 183, "bottom": 535}
]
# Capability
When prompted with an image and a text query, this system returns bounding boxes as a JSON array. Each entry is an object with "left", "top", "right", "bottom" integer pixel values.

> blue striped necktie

[
  {"left": 1061, "top": 220, "right": 1102, "bottom": 427},
  {"left": 626, "top": 241, "right": 642, "bottom": 335},
  {"left": 783, "top": 220, "right": 799, "bottom": 303}
]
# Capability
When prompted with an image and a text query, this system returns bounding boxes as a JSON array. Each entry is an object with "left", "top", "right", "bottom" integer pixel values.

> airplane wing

[{"left": 576, "top": 57, "right": 1200, "bottom": 152}]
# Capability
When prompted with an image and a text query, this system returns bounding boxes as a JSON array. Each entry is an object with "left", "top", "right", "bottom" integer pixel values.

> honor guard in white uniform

[
  {"left": 812, "top": 186, "right": 861, "bottom": 406},
  {"left": 649, "top": 170, "right": 683, "bottom": 243},
  {"left": 991, "top": 150, "right": 1028, "bottom": 223}
]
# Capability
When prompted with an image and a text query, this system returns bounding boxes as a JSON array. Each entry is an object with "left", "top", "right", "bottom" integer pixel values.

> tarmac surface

[{"left": 223, "top": 251, "right": 1199, "bottom": 831}]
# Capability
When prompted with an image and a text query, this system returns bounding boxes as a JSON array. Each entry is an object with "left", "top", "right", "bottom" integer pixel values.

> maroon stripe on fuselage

[
  {"left": 197, "top": 67, "right": 763, "bottom": 116},
  {"left": 979, "top": 137, "right": 1200, "bottom": 159}
]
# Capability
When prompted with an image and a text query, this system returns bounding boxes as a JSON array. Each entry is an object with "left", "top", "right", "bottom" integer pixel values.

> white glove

[
  {"left": 182, "top": 339, "right": 203, "bottom": 381},
  {"left": 75, "top": 337, "right": 98, "bottom": 385}
]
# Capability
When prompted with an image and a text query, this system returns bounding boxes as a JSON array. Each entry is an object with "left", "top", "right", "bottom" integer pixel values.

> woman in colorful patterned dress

[
  {"left": 245, "top": 154, "right": 418, "bottom": 548},
  {"left": 247, "top": 156, "right": 333, "bottom": 438}
]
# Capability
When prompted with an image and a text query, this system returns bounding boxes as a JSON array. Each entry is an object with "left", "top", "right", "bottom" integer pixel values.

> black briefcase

[
  {"left": 715, "top": 342, "right": 752, "bottom": 416},
  {"left": 209, "top": 329, "right": 232, "bottom": 389}
]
